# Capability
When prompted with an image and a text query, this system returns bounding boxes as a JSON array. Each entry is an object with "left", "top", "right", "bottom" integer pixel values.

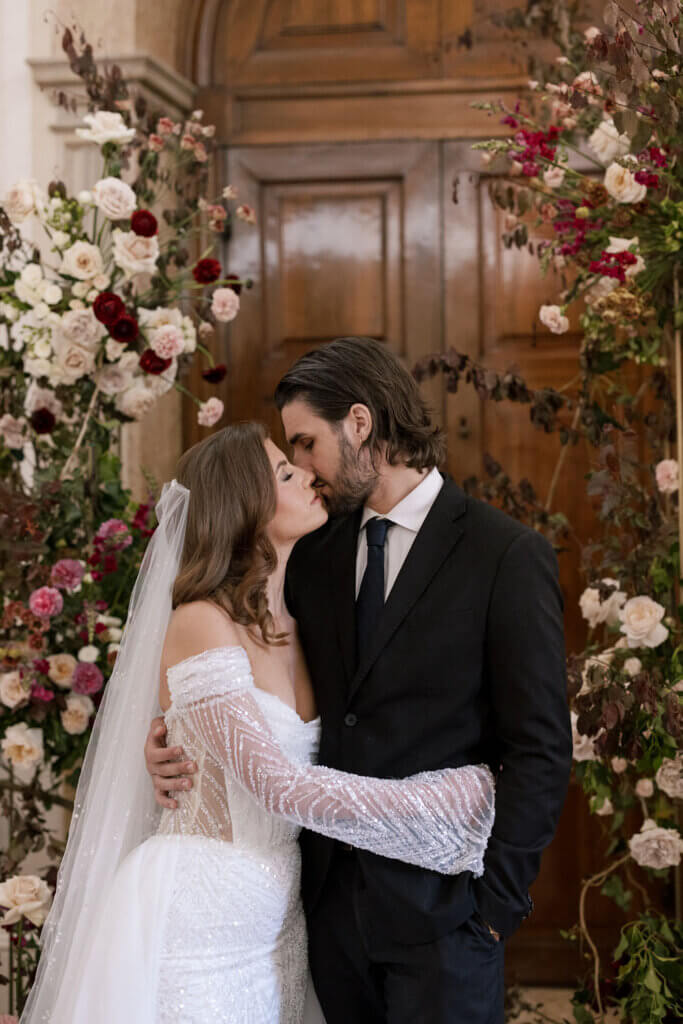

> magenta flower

[
  {"left": 72, "top": 662, "right": 104, "bottom": 696},
  {"left": 51, "top": 559, "right": 84, "bottom": 592},
  {"left": 28, "top": 586, "right": 63, "bottom": 619},
  {"left": 31, "top": 684, "right": 55, "bottom": 703},
  {"left": 95, "top": 519, "right": 133, "bottom": 551}
]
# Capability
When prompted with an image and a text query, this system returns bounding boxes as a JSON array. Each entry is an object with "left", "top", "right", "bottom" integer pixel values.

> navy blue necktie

[{"left": 356, "top": 517, "right": 392, "bottom": 666}]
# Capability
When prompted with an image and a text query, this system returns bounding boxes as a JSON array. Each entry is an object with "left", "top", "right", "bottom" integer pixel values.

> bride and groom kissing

[{"left": 23, "top": 337, "right": 572, "bottom": 1024}]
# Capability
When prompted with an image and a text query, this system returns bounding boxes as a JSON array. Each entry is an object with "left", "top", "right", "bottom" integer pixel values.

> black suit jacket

[{"left": 286, "top": 477, "right": 572, "bottom": 943}]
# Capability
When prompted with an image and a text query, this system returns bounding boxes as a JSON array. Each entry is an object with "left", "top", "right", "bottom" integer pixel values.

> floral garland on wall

[
  {"left": 418, "top": 2, "right": 683, "bottom": 1022},
  {"left": 0, "top": 29, "right": 253, "bottom": 1016}
]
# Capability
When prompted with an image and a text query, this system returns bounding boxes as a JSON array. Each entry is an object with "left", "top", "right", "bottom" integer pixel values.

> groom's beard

[{"left": 317, "top": 434, "right": 377, "bottom": 518}]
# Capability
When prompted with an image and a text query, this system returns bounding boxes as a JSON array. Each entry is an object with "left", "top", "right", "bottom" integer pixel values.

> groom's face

[{"left": 281, "top": 398, "right": 377, "bottom": 517}]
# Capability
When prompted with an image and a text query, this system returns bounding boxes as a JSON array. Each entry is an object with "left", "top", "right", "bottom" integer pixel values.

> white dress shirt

[{"left": 355, "top": 467, "right": 444, "bottom": 600}]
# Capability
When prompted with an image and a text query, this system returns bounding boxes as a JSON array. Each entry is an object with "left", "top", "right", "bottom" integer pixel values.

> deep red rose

[
  {"left": 201, "top": 363, "right": 227, "bottom": 383},
  {"left": 225, "top": 273, "right": 242, "bottom": 295},
  {"left": 33, "top": 658, "right": 50, "bottom": 675},
  {"left": 109, "top": 313, "right": 139, "bottom": 344},
  {"left": 139, "top": 349, "right": 172, "bottom": 375},
  {"left": 192, "top": 258, "right": 222, "bottom": 284},
  {"left": 131, "top": 210, "right": 158, "bottom": 237},
  {"left": 103, "top": 554, "right": 118, "bottom": 574},
  {"left": 93, "top": 292, "right": 125, "bottom": 327},
  {"left": 31, "top": 408, "right": 56, "bottom": 434}
]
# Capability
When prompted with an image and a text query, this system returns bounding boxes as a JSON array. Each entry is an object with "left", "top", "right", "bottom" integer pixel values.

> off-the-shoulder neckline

[{"left": 166, "top": 644, "right": 320, "bottom": 726}]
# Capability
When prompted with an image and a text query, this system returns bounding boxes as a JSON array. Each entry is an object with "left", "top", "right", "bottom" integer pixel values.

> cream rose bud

[
  {"left": 655, "top": 753, "right": 683, "bottom": 800},
  {"left": 0, "top": 671, "right": 28, "bottom": 709},
  {"left": 3, "top": 179, "right": 45, "bottom": 223},
  {"left": 1, "top": 723, "right": 44, "bottom": 782},
  {"left": 604, "top": 163, "right": 647, "bottom": 204},
  {"left": 61, "top": 694, "right": 95, "bottom": 735},
  {"left": 584, "top": 26, "right": 601, "bottom": 43},
  {"left": 635, "top": 778, "right": 654, "bottom": 798},
  {"left": 588, "top": 119, "right": 630, "bottom": 164},
  {"left": 78, "top": 644, "right": 99, "bottom": 663},
  {"left": 539, "top": 304, "right": 569, "bottom": 335},
  {"left": 628, "top": 819, "right": 683, "bottom": 869},
  {"left": 0, "top": 875, "right": 52, "bottom": 928},
  {"left": 543, "top": 166, "right": 565, "bottom": 189},
  {"left": 92, "top": 176, "right": 137, "bottom": 220},
  {"left": 112, "top": 229, "right": 159, "bottom": 277},
  {"left": 655, "top": 458, "right": 678, "bottom": 494},
  {"left": 0, "top": 414, "right": 26, "bottom": 450},
  {"left": 211, "top": 287, "right": 240, "bottom": 323},
  {"left": 77, "top": 190, "right": 93, "bottom": 204},
  {"left": 619, "top": 595, "right": 668, "bottom": 649},
  {"left": 623, "top": 657, "right": 642, "bottom": 678},
  {"left": 76, "top": 111, "right": 135, "bottom": 147},
  {"left": 60, "top": 240, "right": 104, "bottom": 281},
  {"left": 611, "top": 756, "right": 628, "bottom": 774},
  {"left": 48, "top": 652, "right": 77, "bottom": 688}
]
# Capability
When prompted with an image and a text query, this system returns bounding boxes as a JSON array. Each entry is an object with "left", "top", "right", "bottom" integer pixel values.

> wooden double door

[{"left": 193, "top": 138, "right": 625, "bottom": 983}]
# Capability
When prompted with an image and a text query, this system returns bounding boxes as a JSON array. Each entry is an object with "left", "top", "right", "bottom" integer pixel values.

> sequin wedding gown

[{"left": 62, "top": 646, "right": 495, "bottom": 1024}]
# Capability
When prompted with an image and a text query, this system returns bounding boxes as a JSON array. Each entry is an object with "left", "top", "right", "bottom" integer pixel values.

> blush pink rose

[
  {"left": 50, "top": 558, "right": 84, "bottom": 592},
  {"left": 28, "top": 587, "right": 63, "bottom": 619},
  {"left": 71, "top": 662, "right": 104, "bottom": 696},
  {"left": 95, "top": 519, "right": 132, "bottom": 550}
]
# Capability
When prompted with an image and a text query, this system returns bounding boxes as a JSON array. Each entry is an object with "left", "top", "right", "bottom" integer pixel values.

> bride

[{"left": 21, "top": 423, "right": 495, "bottom": 1024}]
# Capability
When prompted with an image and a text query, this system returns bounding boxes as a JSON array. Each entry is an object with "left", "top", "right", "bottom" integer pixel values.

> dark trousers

[{"left": 307, "top": 853, "right": 505, "bottom": 1024}]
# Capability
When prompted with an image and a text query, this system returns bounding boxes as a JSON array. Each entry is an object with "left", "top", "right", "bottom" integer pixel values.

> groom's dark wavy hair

[{"left": 274, "top": 337, "right": 446, "bottom": 471}]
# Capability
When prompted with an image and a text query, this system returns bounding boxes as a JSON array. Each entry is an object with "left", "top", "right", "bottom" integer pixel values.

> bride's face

[{"left": 264, "top": 438, "right": 328, "bottom": 545}]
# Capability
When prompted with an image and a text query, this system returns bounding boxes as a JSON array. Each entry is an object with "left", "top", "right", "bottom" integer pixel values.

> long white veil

[{"left": 21, "top": 479, "right": 190, "bottom": 1023}]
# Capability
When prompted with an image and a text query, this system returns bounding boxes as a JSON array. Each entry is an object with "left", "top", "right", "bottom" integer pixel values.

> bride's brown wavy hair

[{"left": 172, "top": 422, "right": 285, "bottom": 645}]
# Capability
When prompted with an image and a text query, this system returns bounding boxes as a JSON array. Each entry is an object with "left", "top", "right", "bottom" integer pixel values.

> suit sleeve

[{"left": 472, "top": 528, "right": 572, "bottom": 938}]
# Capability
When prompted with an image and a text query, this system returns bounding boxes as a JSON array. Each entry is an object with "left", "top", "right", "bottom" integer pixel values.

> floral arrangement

[
  {"left": 418, "top": 2, "right": 683, "bottom": 1022},
  {"left": 0, "top": 28, "right": 254, "bottom": 1017}
]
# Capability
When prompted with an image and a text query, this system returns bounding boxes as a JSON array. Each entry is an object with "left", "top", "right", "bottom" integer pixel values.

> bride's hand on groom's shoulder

[{"left": 144, "top": 716, "right": 197, "bottom": 810}]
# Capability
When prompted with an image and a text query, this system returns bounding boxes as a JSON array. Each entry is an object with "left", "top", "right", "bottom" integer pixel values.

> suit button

[{"left": 344, "top": 713, "right": 358, "bottom": 727}]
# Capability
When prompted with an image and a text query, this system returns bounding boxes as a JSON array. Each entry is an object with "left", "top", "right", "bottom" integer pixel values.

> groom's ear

[{"left": 347, "top": 403, "right": 372, "bottom": 446}]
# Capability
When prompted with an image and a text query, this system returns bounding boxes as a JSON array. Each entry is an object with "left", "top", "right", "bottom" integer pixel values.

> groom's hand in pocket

[{"left": 144, "top": 716, "right": 197, "bottom": 810}]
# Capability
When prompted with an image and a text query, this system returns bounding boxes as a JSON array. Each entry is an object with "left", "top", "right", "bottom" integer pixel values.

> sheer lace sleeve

[{"left": 169, "top": 648, "right": 495, "bottom": 876}]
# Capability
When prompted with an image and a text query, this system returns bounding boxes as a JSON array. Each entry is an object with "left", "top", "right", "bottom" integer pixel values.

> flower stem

[
  {"left": 60, "top": 383, "right": 101, "bottom": 482},
  {"left": 578, "top": 852, "right": 631, "bottom": 1021}
]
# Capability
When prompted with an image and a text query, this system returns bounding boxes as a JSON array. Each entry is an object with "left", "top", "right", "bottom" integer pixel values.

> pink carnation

[
  {"left": 197, "top": 397, "right": 224, "bottom": 427},
  {"left": 51, "top": 559, "right": 84, "bottom": 592},
  {"left": 72, "top": 662, "right": 104, "bottom": 696},
  {"left": 95, "top": 519, "right": 133, "bottom": 550},
  {"left": 28, "top": 587, "right": 63, "bottom": 619},
  {"left": 150, "top": 325, "right": 185, "bottom": 359},
  {"left": 31, "top": 684, "right": 55, "bottom": 703}
]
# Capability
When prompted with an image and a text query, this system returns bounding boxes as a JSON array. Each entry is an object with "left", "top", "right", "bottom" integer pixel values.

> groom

[{"left": 147, "top": 337, "right": 572, "bottom": 1023}]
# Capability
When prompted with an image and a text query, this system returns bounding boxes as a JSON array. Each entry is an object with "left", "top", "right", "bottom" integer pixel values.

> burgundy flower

[
  {"left": 103, "top": 554, "right": 118, "bottom": 574},
  {"left": 31, "top": 408, "right": 56, "bottom": 434},
  {"left": 225, "top": 273, "right": 242, "bottom": 295},
  {"left": 131, "top": 210, "right": 158, "bottom": 237},
  {"left": 72, "top": 662, "right": 104, "bottom": 696},
  {"left": 31, "top": 684, "right": 54, "bottom": 703},
  {"left": 192, "top": 258, "right": 222, "bottom": 284},
  {"left": 33, "top": 658, "right": 50, "bottom": 675},
  {"left": 93, "top": 292, "right": 125, "bottom": 327},
  {"left": 139, "top": 349, "right": 172, "bottom": 375},
  {"left": 634, "top": 170, "right": 659, "bottom": 189},
  {"left": 109, "top": 313, "right": 139, "bottom": 344},
  {"left": 201, "top": 364, "right": 227, "bottom": 383}
]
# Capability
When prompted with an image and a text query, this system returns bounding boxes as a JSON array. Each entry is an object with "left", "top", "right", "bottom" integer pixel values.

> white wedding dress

[{"left": 53, "top": 645, "right": 494, "bottom": 1024}]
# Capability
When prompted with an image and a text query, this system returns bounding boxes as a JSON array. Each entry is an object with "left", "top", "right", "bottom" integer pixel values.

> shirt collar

[{"left": 360, "top": 467, "right": 443, "bottom": 535}]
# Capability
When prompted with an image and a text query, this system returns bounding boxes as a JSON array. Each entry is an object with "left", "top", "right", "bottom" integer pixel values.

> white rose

[
  {"left": 0, "top": 414, "right": 27, "bottom": 450},
  {"left": 571, "top": 711, "right": 600, "bottom": 763},
  {"left": 539, "top": 304, "right": 569, "bottom": 335},
  {"left": 0, "top": 875, "right": 52, "bottom": 927},
  {"left": 138, "top": 306, "right": 183, "bottom": 331},
  {"left": 619, "top": 596, "right": 668, "bottom": 649},
  {"left": 655, "top": 458, "right": 678, "bottom": 495},
  {"left": 211, "top": 287, "right": 240, "bottom": 323},
  {"left": 584, "top": 26, "right": 601, "bottom": 44},
  {"left": 579, "top": 587, "right": 602, "bottom": 628},
  {"left": 58, "top": 308, "right": 103, "bottom": 351},
  {"left": 3, "top": 180, "right": 46, "bottom": 224},
  {"left": 655, "top": 754, "right": 683, "bottom": 800},
  {"left": 24, "top": 381, "right": 63, "bottom": 418},
  {"left": 60, "top": 241, "right": 104, "bottom": 281},
  {"left": 115, "top": 383, "right": 157, "bottom": 420},
  {"left": 588, "top": 119, "right": 631, "bottom": 164},
  {"left": 61, "top": 693, "right": 95, "bottom": 735},
  {"left": 97, "top": 362, "right": 134, "bottom": 396},
  {"left": 42, "top": 283, "right": 63, "bottom": 306},
  {"left": 21, "top": 264, "right": 42, "bottom": 288},
  {"left": 150, "top": 324, "right": 185, "bottom": 359},
  {"left": 0, "top": 670, "right": 28, "bottom": 709},
  {"left": 623, "top": 657, "right": 642, "bottom": 678},
  {"left": 112, "top": 229, "right": 159, "bottom": 277},
  {"left": 92, "top": 177, "right": 137, "bottom": 220},
  {"left": 72, "top": 281, "right": 91, "bottom": 299},
  {"left": 1, "top": 722, "right": 44, "bottom": 782},
  {"left": 543, "top": 165, "right": 565, "bottom": 189},
  {"left": 181, "top": 315, "right": 197, "bottom": 353},
  {"left": 635, "top": 778, "right": 654, "bottom": 798},
  {"left": 47, "top": 653, "right": 77, "bottom": 689},
  {"left": 594, "top": 796, "right": 613, "bottom": 816},
  {"left": 628, "top": 819, "right": 683, "bottom": 869},
  {"left": 105, "top": 337, "right": 128, "bottom": 362},
  {"left": 604, "top": 163, "right": 647, "bottom": 204},
  {"left": 78, "top": 645, "right": 99, "bottom": 663},
  {"left": 75, "top": 111, "right": 135, "bottom": 147},
  {"left": 50, "top": 230, "right": 70, "bottom": 250},
  {"left": 52, "top": 336, "right": 96, "bottom": 385},
  {"left": 611, "top": 757, "right": 628, "bottom": 774}
]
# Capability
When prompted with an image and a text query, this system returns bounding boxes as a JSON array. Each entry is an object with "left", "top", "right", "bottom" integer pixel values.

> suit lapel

[
  {"left": 327, "top": 509, "right": 363, "bottom": 687},
  {"left": 349, "top": 477, "right": 467, "bottom": 700}
]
